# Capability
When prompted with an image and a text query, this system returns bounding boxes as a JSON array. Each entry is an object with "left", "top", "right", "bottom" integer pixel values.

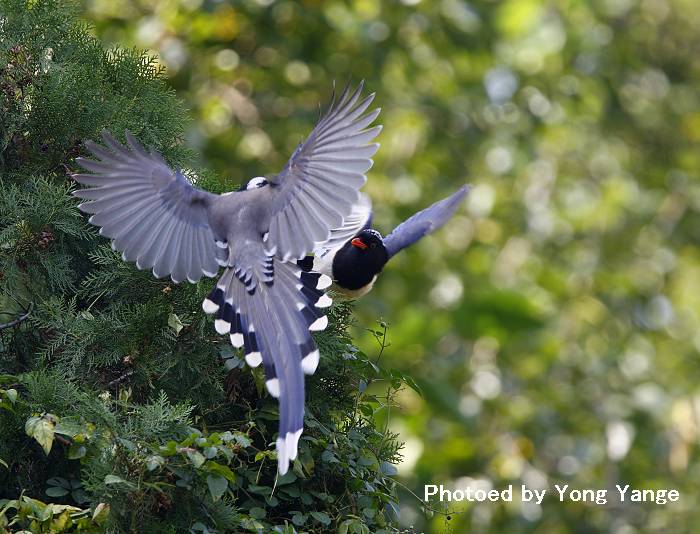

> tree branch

[{"left": 0, "top": 302, "right": 33, "bottom": 331}]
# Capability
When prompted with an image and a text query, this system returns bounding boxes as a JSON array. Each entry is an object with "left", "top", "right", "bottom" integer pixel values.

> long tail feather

[{"left": 202, "top": 260, "right": 332, "bottom": 474}]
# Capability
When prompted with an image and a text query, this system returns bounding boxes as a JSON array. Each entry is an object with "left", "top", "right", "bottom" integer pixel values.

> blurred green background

[{"left": 79, "top": 0, "right": 700, "bottom": 531}]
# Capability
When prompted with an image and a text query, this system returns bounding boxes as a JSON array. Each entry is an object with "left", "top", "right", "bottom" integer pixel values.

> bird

[
  {"left": 299, "top": 185, "right": 470, "bottom": 298},
  {"left": 71, "top": 82, "right": 381, "bottom": 475}
]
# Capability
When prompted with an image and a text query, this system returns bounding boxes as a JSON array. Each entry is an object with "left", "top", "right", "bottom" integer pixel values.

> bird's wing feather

[
  {"left": 202, "top": 244, "right": 332, "bottom": 474},
  {"left": 383, "top": 185, "right": 470, "bottom": 259},
  {"left": 314, "top": 192, "right": 373, "bottom": 257},
  {"left": 266, "top": 81, "right": 381, "bottom": 261},
  {"left": 73, "top": 130, "right": 221, "bottom": 283}
]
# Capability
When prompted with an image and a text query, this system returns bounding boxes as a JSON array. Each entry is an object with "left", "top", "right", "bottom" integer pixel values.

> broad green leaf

[
  {"left": 67, "top": 444, "right": 86, "bottom": 459},
  {"left": 185, "top": 449, "right": 206, "bottom": 468},
  {"left": 205, "top": 461, "right": 237, "bottom": 483},
  {"left": 104, "top": 475, "right": 128, "bottom": 485},
  {"left": 249, "top": 506, "right": 266, "bottom": 519},
  {"left": 92, "top": 503, "right": 110, "bottom": 524},
  {"left": 45, "top": 486, "right": 69, "bottom": 497},
  {"left": 146, "top": 455, "right": 164, "bottom": 471},
  {"left": 25, "top": 414, "right": 57, "bottom": 455},
  {"left": 206, "top": 474, "right": 227, "bottom": 501},
  {"left": 168, "top": 313, "right": 183, "bottom": 335},
  {"left": 310, "top": 511, "right": 331, "bottom": 525},
  {"left": 4, "top": 389, "right": 17, "bottom": 403}
]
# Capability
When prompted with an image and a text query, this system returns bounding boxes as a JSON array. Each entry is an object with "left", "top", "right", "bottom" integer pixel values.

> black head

[
  {"left": 351, "top": 229, "right": 384, "bottom": 252},
  {"left": 332, "top": 229, "right": 389, "bottom": 290}
]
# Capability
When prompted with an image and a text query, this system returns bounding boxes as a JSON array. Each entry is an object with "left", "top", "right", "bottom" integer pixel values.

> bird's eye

[{"left": 370, "top": 243, "right": 376, "bottom": 249}]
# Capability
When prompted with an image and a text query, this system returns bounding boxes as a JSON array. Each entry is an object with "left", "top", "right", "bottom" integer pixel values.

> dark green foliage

[{"left": 0, "top": 1, "right": 403, "bottom": 532}]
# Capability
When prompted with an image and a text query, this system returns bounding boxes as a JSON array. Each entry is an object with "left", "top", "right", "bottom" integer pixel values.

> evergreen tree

[{"left": 0, "top": 1, "right": 405, "bottom": 532}]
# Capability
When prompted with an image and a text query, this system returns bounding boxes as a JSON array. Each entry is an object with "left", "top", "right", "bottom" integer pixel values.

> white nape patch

[
  {"left": 276, "top": 437, "right": 289, "bottom": 475},
  {"left": 315, "top": 294, "right": 332, "bottom": 308},
  {"left": 316, "top": 274, "right": 332, "bottom": 290},
  {"left": 266, "top": 378, "right": 280, "bottom": 398},
  {"left": 286, "top": 429, "right": 303, "bottom": 461},
  {"left": 296, "top": 302, "right": 305, "bottom": 311},
  {"left": 215, "top": 240, "right": 228, "bottom": 249},
  {"left": 309, "top": 315, "right": 328, "bottom": 332},
  {"left": 214, "top": 319, "right": 230, "bottom": 334},
  {"left": 245, "top": 351, "right": 262, "bottom": 367},
  {"left": 230, "top": 333, "right": 244, "bottom": 348},
  {"left": 202, "top": 299, "right": 220, "bottom": 314},
  {"left": 301, "top": 349, "right": 320, "bottom": 374},
  {"left": 246, "top": 176, "right": 268, "bottom": 190}
]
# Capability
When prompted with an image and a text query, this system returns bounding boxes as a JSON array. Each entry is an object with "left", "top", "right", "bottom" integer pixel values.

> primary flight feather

[{"left": 72, "top": 82, "right": 381, "bottom": 474}]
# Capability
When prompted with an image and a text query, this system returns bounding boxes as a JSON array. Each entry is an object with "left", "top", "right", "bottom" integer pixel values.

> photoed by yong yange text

[{"left": 424, "top": 483, "right": 681, "bottom": 506}]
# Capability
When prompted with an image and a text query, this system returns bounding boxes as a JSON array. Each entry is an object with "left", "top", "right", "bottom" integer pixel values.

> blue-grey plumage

[
  {"left": 306, "top": 185, "right": 470, "bottom": 298},
  {"left": 72, "top": 82, "right": 381, "bottom": 474}
]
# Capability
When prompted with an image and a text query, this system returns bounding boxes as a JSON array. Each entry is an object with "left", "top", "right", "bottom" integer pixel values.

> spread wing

[
  {"left": 73, "top": 130, "right": 221, "bottom": 283},
  {"left": 383, "top": 185, "right": 470, "bottom": 259},
  {"left": 313, "top": 192, "right": 373, "bottom": 256},
  {"left": 265, "top": 81, "right": 381, "bottom": 261}
]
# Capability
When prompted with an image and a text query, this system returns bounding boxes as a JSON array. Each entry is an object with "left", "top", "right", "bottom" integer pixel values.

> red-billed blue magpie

[
  {"left": 299, "top": 186, "right": 469, "bottom": 297},
  {"left": 72, "top": 82, "right": 381, "bottom": 474}
]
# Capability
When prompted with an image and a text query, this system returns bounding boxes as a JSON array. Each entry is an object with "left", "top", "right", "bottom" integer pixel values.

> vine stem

[{"left": 0, "top": 302, "right": 33, "bottom": 331}]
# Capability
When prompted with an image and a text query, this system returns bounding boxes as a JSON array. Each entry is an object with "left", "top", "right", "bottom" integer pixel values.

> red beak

[{"left": 351, "top": 237, "right": 367, "bottom": 250}]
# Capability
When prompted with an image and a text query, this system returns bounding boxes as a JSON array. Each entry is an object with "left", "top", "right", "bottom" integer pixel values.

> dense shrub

[{"left": 0, "top": 2, "right": 406, "bottom": 531}]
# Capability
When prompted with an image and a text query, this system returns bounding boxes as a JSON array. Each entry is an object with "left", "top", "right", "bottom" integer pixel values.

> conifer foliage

[{"left": 0, "top": 1, "right": 404, "bottom": 531}]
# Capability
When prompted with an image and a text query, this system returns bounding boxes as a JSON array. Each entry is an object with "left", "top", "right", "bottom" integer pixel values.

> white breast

[{"left": 335, "top": 275, "right": 377, "bottom": 299}]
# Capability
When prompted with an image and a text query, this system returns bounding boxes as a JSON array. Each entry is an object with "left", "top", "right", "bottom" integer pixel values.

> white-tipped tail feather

[
  {"left": 266, "top": 378, "right": 280, "bottom": 398},
  {"left": 301, "top": 349, "right": 320, "bottom": 374},
  {"left": 230, "top": 332, "right": 244, "bottom": 347},
  {"left": 309, "top": 315, "right": 328, "bottom": 332},
  {"left": 316, "top": 294, "right": 332, "bottom": 308},
  {"left": 245, "top": 351, "right": 263, "bottom": 367},
  {"left": 202, "top": 299, "right": 219, "bottom": 314},
  {"left": 317, "top": 274, "right": 332, "bottom": 290}
]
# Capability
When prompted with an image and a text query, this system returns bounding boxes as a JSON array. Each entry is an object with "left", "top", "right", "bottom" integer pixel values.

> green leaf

[
  {"left": 47, "top": 477, "right": 70, "bottom": 488},
  {"left": 205, "top": 461, "right": 237, "bottom": 483},
  {"left": 146, "top": 455, "right": 165, "bottom": 471},
  {"left": 25, "top": 414, "right": 57, "bottom": 455},
  {"left": 379, "top": 461, "right": 398, "bottom": 476},
  {"left": 249, "top": 506, "right": 266, "bottom": 519},
  {"left": 4, "top": 389, "right": 17, "bottom": 404},
  {"left": 403, "top": 375, "right": 423, "bottom": 397},
  {"left": 185, "top": 449, "right": 206, "bottom": 468},
  {"left": 168, "top": 313, "right": 184, "bottom": 335},
  {"left": 232, "top": 431, "right": 252, "bottom": 447},
  {"left": 67, "top": 443, "right": 87, "bottom": 459},
  {"left": 206, "top": 474, "right": 228, "bottom": 502},
  {"left": 104, "top": 475, "right": 128, "bottom": 485},
  {"left": 45, "top": 486, "right": 69, "bottom": 497},
  {"left": 310, "top": 511, "right": 331, "bottom": 526},
  {"left": 92, "top": 502, "right": 110, "bottom": 523}
]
